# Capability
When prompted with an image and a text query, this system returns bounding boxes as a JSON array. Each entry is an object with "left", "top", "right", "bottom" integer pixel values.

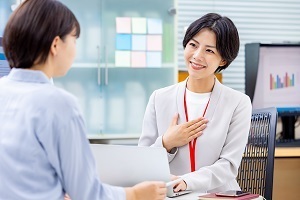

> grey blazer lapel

[
  {"left": 205, "top": 77, "right": 222, "bottom": 121},
  {"left": 176, "top": 80, "right": 187, "bottom": 125}
]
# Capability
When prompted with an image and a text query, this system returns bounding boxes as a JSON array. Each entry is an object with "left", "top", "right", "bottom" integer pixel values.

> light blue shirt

[{"left": 0, "top": 68, "right": 125, "bottom": 200}]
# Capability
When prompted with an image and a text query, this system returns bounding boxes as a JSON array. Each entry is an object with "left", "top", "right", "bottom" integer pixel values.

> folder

[{"left": 198, "top": 193, "right": 260, "bottom": 200}]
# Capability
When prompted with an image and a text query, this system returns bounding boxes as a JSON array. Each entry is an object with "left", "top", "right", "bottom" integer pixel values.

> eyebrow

[{"left": 191, "top": 38, "right": 216, "bottom": 48}]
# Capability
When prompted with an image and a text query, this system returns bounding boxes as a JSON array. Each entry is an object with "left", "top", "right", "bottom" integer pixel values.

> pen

[{"left": 166, "top": 178, "right": 182, "bottom": 187}]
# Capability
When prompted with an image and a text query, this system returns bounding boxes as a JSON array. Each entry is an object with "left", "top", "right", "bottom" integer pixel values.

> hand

[
  {"left": 64, "top": 194, "right": 71, "bottom": 200},
  {"left": 125, "top": 181, "right": 167, "bottom": 200},
  {"left": 170, "top": 175, "right": 187, "bottom": 192},
  {"left": 162, "top": 113, "right": 208, "bottom": 151}
]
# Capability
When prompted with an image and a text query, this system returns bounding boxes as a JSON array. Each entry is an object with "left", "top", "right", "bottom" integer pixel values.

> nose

[{"left": 193, "top": 47, "right": 204, "bottom": 61}]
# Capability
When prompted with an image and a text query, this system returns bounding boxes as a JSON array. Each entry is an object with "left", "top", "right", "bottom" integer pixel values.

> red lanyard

[{"left": 183, "top": 88, "right": 210, "bottom": 172}]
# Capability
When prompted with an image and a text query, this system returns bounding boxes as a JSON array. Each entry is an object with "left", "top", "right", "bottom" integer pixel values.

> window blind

[{"left": 177, "top": 0, "right": 300, "bottom": 92}]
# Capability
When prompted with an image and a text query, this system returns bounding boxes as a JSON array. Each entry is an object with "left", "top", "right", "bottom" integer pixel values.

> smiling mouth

[{"left": 190, "top": 61, "right": 206, "bottom": 70}]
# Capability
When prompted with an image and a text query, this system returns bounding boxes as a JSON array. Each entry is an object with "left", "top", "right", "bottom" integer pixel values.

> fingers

[
  {"left": 187, "top": 117, "right": 208, "bottom": 130},
  {"left": 155, "top": 182, "right": 167, "bottom": 199},
  {"left": 187, "top": 124, "right": 206, "bottom": 138},
  {"left": 156, "top": 181, "right": 167, "bottom": 188},
  {"left": 64, "top": 194, "right": 71, "bottom": 200},
  {"left": 173, "top": 180, "right": 187, "bottom": 192},
  {"left": 132, "top": 181, "right": 167, "bottom": 200},
  {"left": 187, "top": 131, "right": 203, "bottom": 142},
  {"left": 185, "top": 117, "right": 205, "bottom": 128}
]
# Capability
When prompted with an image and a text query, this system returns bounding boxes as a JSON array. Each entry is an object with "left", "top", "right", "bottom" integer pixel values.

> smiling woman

[{"left": 139, "top": 13, "right": 252, "bottom": 193}]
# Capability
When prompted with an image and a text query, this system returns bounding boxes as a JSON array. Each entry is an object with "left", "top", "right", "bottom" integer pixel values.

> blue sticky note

[
  {"left": 147, "top": 18, "right": 163, "bottom": 34},
  {"left": 146, "top": 52, "right": 161, "bottom": 67},
  {"left": 132, "top": 35, "right": 146, "bottom": 51},
  {"left": 116, "top": 34, "right": 132, "bottom": 50}
]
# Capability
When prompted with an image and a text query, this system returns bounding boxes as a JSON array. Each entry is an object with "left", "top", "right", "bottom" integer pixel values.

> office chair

[{"left": 237, "top": 107, "right": 277, "bottom": 200}]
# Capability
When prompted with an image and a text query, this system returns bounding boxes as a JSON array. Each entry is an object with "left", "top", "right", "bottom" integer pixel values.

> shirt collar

[{"left": 7, "top": 68, "right": 52, "bottom": 84}]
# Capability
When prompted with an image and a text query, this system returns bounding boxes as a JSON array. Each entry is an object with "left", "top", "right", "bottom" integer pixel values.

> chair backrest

[{"left": 237, "top": 107, "right": 277, "bottom": 200}]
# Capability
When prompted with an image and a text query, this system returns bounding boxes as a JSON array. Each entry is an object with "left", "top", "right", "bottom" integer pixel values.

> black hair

[
  {"left": 183, "top": 13, "right": 239, "bottom": 73},
  {"left": 3, "top": 0, "right": 80, "bottom": 69}
]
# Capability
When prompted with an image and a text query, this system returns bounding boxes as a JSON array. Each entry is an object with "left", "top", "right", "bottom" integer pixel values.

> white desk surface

[{"left": 165, "top": 192, "right": 264, "bottom": 200}]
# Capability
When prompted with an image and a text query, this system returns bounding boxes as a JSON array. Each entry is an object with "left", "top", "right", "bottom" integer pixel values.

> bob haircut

[
  {"left": 183, "top": 13, "right": 239, "bottom": 73},
  {"left": 3, "top": 0, "right": 80, "bottom": 69}
]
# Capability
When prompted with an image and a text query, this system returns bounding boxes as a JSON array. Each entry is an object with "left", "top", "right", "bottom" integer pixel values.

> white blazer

[{"left": 138, "top": 78, "right": 252, "bottom": 192}]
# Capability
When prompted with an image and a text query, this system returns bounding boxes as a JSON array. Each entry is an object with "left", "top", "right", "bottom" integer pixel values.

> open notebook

[{"left": 90, "top": 144, "right": 191, "bottom": 197}]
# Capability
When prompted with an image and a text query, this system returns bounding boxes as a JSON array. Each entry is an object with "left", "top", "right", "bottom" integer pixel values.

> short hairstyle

[
  {"left": 3, "top": 0, "right": 80, "bottom": 69},
  {"left": 183, "top": 13, "right": 239, "bottom": 73}
]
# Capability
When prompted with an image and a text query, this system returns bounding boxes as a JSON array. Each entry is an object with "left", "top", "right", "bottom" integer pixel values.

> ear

[
  {"left": 219, "top": 59, "right": 227, "bottom": 67},
  {"left": 50, "top": 36, "right": 60, "bottom": 56}
]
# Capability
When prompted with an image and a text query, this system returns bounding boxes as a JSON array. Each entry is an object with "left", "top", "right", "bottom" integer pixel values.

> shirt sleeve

[
  {"left": 182, "top": 95, "right": 252, "bottom": 191},
  {"left": 36, "top": 97, "right": 126, "bottom": 200},
  {"left": 138, "top": 91, "right": 178, "bottom": 162}
]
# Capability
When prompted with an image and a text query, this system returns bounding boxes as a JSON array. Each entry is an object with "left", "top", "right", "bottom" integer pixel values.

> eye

[
  {"left": 206, "top": 49, "right": 215, "bottom": 54},
  {"left": 188, "top": 42, "right": 197, "bottom": 48}
]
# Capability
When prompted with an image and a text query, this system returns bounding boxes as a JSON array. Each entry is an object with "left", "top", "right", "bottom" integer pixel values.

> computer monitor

[
  {"left": 0, "top": 37, "right": 10, "bottom": 78},
  {"left": 245, "top": 43, "right": 300, "bottom": 140}
]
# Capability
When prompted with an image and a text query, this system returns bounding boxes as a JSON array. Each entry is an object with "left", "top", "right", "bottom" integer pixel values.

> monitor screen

[
  {"left": 252, "top": 46, "right": 300, "bottom": 110},
  {"left": 0, "top": 37, "right": 10, "bottom": 78},
  {"left": 245, "top": 43, "right": 300, "bottom": 141}
]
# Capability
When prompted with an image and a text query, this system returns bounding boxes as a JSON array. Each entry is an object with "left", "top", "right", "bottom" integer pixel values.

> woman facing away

[
  {"left": 139, "top": 13, "right": 252, "bottom": 193},
  {"left": 0, "top": 0, "right": 166, "bottom": 199}
]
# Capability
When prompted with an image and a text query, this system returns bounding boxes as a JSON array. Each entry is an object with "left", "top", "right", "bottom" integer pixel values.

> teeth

[{"left": 191, "top": 62, "right": 204, "bottom": 68}]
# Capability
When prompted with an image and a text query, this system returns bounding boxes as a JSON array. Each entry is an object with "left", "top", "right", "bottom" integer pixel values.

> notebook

[
  {"left": 198, "top": 193, "right": 260, "bottom": 200},
  {"left": 90, "top": 144, "right": 191, "bottom": 197}
]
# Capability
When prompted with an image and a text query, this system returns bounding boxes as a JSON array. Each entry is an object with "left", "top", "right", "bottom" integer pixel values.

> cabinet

[
  {"left": 273, "top": 148, "right": 300, "bottom": 200},
  {"left": 55, "top": 0, "right": 177, "bottom": 137}
]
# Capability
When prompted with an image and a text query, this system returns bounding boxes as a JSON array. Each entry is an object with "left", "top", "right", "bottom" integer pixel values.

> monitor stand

[
  {"left": 281, "top": 116, "right": 296, "bottom": 139},
  {"left": 276, "top": 116, "right": 300, "bottom": 147}
]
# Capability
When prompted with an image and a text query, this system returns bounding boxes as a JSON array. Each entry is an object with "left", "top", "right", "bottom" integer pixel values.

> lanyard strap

[{"left": 184, "top": 88, "right": 210, "bottom": 172}]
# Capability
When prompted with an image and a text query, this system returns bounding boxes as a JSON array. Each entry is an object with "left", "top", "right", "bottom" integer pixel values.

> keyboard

[{"left": 275, "top": 139, "right": 300, "bottom": 147}]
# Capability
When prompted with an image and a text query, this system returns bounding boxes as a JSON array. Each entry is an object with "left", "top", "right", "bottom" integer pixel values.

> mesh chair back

[{"left": 237, "top": 107, "right": 277, "bottom": 200}]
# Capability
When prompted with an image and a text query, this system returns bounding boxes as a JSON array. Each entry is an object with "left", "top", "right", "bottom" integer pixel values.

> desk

[
  {"left": 165, "top": 192, "right": 263, "bottom": 200},
  {"left": 273, "top": 147, "right": 300, "bottom": 200}
]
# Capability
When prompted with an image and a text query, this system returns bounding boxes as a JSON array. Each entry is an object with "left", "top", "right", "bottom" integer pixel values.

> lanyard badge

[{"left": 183, "top": 88, "right": 210, "bottom": 172}]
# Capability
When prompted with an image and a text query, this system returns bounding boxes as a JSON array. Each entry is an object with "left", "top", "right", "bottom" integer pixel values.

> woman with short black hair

[{"left": 139, "top": 13, "right": 252, "bottom": 193}]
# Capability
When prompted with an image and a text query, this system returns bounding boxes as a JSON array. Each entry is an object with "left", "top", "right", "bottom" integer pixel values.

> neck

[
  {"left": 30, "top": 61, "right": 52, "bottom": 79},
  {"left": 186, "top": 76, "right": 215, "bottom": 93}
]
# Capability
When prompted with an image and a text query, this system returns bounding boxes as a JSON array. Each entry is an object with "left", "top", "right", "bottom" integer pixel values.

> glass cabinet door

[
  {"left": 55, "top": 0, "right": 104, "bottom": 134},
  {"left": 55, "top": 0, "right": 177, "bottom": 136},
  {"left": 100, "top": 0, "right": 177, "bottom": 134},
  {"left": 101, "top": 68, "right": 175, "bottom": 134},
  {"left": 1, "top": 0, "right": 177, "bottom": 137},
  {"left": 60, "top": 0, "right": 102, "bottom": 65}
]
